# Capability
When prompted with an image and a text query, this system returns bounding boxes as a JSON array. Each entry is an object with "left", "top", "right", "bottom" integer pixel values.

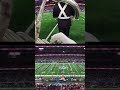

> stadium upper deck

[
  {"left": 35, "top": 45, "right": 85, "bottom": 55},
  {"left": 35, "top": 0, "right": 85, "bottom": 6}
]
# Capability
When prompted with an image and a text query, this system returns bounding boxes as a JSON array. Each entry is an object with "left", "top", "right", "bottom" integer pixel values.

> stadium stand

[
  {"left": 35, "top": 45, "right": 85, "bottom": 54},
  {"left": 35, "top": 45, "right": 85, "bottom": 90},
  {"left": 35, "top": 0, "right": 85, "bottom": 15},
  {"left": 35, "top": 0, "right": 85, "bottom": 44},
  {"left": 36, "top": 56, "right": 84, "bottom": 63},
  {"left": 36, "top": 83, "right": 85, "bottom": 90}
]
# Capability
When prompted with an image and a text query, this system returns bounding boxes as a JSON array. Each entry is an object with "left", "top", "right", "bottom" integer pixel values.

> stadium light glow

[{"left": 38, "top": 48, "right": 44, "bottom": 51}]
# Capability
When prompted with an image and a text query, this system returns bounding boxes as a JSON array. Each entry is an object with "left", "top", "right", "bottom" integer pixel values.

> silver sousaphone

[
  {"left": 35, "top": 0, "right": 80, "bottom": 43},
  {"left": 54, "top": 0, "right": 80, "bottom": 19}
]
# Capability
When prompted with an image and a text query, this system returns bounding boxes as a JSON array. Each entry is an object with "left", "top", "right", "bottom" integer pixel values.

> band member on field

[{"left": 53, "top": 2, "right": 75, "bottom": 37}]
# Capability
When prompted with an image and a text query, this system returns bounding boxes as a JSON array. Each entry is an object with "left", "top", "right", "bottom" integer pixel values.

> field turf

[
  {"left": 35, "top": 63, "right": 85, "bottom": 76},
  {"left": 40, "top": 12, "right": 85, "bottom": 44}
]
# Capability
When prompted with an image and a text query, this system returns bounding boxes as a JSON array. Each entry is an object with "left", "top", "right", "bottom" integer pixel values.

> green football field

[
  {"left": 35, "top": 63, "right": 85, "bottom": 76},
  {"left": 39, "top": 12, "right": 85, "bottom": 44}
]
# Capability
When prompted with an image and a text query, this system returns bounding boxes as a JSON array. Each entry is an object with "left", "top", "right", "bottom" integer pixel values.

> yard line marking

[
  {"left": 72, "top": 64, "right": 79, "bottom": 75},
  {"left": 69, "top": 63, "right": 73, "bottom": 75},
  {"left": 56, "top": 63, "right": 60, "bottom": 75},
  {"left": 66, "top": 64, "right": 69, "bottom": 75},
  {"left": 76, "top": 64, "right": 83, "bottom": 74},
  {"left": 53, "top": 63, "right": 57, "bottom": 75},
  {"left": 43, "top": 64, "right": 50, "bottom": 75},
  {"left": 39, "top": 64, "right": 47, "bottom": 75},
  {"left": 35, "top": 63, "right": 85, "bottom": 76},
  {"left": 78, "top": 64, "right": 85, "bottom": 71},
  {"left": 41, "top": 64, "right": 50, "bottom": 75},
  {"left": 35, "top": 63, "right": 41, "bottom": 70},
  {"left": 46, "top": 64, "right": 54, "bottom": 75},
  {"left": 64, "top": 64, "right": 68, "bottom": 75},
  {"left": 36, "top": 64, "right": 45, "bottom": 75},
  {"left": 70, "top": 64, "right": 76, "bottom": 75}
]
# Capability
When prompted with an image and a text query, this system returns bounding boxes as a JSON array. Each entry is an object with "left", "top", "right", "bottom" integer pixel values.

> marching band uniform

[{"left": 53, "top": 2, "right": 75, "bottom": 37}]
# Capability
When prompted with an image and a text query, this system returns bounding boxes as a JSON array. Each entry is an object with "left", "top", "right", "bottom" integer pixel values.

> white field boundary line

[{"left": 35, "top": 75, "right": 85, "bottom": 77}]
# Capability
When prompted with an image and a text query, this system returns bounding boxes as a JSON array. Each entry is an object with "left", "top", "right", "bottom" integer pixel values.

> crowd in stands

[
  {"left": 86, "top": 70, "right": 120, "bottom": 88},
  {"left": 35, "top": 56, "right": 85, "bottom": 63},
  {"left": 35, "top": 76, "right": 85, "bottom": 90},
  {"left": 35, "top": 0, "right": 85, "bottom": 15},
  {"left": 36, "top": 83, "right": 85, "bottom": 90},
  {"left": 35, "top": 76, "right": 84, "bottom": 83},
  {"left": 0, "top": 70, "right": 34, "bottom": 88},
  {"left": 36, "top": 46, "right": 85, "bottom": 54},
  {"left": 35, "top": 0, "right": 85, "bottom": 6}
]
